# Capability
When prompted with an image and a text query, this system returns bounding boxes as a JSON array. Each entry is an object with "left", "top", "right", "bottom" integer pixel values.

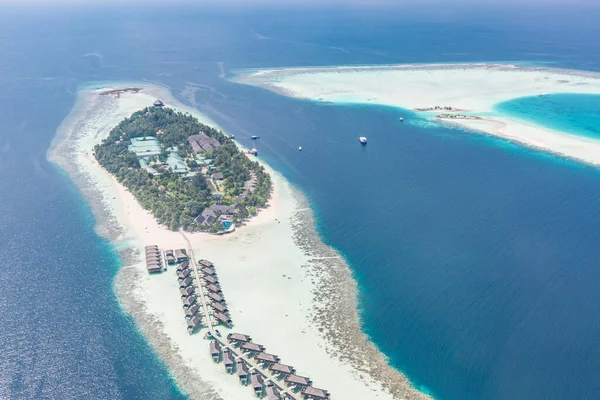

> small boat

[
  {"left": 248, "top": 148, "right": 258, "bottom": 155},
  {"left": 359, "top": 136, "right": 367, "bottom": 144},
  {"left": 298, "top": 146, "right": 303, "bottom": 151},
  {"left": 215, "top": 329, "right": 221, "bottom": 337},
  {"left": 251, "top": 135, "right": 260, "bottom": 140},
  {"left": 229, "top": 134, "right": 235, "bottom": 139},
  {"left": 399, "top": 117, "right": 404, "bottom": 122}
]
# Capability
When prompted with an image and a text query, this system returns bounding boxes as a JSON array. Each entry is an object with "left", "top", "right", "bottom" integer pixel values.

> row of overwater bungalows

[
  {"left": 176, "top": 260, "right": 202, "bottom": 333},
  {"left": 197, "top": 259, "right": 233, "bottom": 327},
  {"left": 223, "top": 333, "right": 330, "bottom": 399},
  {"left": 145, "top": 245, "right": 164, "bottom": 273},
  {"left": 164, "top": 248, "right": 189, "bottom": 265}
]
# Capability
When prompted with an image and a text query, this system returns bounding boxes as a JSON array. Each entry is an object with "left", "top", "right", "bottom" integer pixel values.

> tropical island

[{"left": 94, "top": 104, "right": 271, "bottom": 232}]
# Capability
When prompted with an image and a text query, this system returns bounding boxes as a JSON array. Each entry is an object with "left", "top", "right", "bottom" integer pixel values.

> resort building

[
  {"left": 198, "top": 259, "right": 214, "bottom": 268},
  {"left": 251, "top": 371, "right": 264, "bottom": 395},
  {"left": 211, "top": 172, "right": 224, "bottom": 181},
  {"left": 145, "top": 245, "right": 163, "bottom": 273},
  {"left": 206, "top": 284, "right": 221, "bottom": 293},
  {"left": 146, "top": 261, "right": 162, "bottom": 274},
  {"left": 207, "top": 291, "right": 224, "bottom": 303},
  {"left": 254, "top": 352, "right": 279, "bottom": 365},
  {"left": 174, "top": 248, "right": 188, "bottom": 262},
  {"left": 165, "top": 250, "right": 176, "bottom": 264},
  {"left": 210, "top": 340, "right": 221, "bottom": 362},
  {"left": 177, "top": 268, "right": 192, "bottom": 280},
  {"left": 201, "top": 267, "right": 216, "bottom": 276},
  {"left": 180, "top": 286, "right": 195, "bottom": 297},
  {"left": 227, "top": 333, "right": 251, "bottom": 344},
  {"left": 214, "top": 312, "right": 232, "bottom": 326},
  {"left": 236, "top": 359, "right": 249, "bottom": 383},
  {"left": 268, "top": 363, "right": 295, "bottom": 376},
  {"left": 178, "top": 276, "right": 193, "bottom": 288},
  {"left": 182, "top": 295, "right": 197, "bottom": 308},
  {"left": 301, "top": 387, "right": 330, "bottom": 399},
  {"left": 185, "top": 304, "right": 200, "bottom": 318},
  {"left": 188, "top": 132, "right": 221, "bottom": 154},
  {"left": 195, "top": 204, "right": 239, "bottom": 226},
  {"left": 285, "top": 374, "right": 311, "bottom": 387},
  {"left": 187, "top": 315, "right": 202, "bottom": 333},
  {"left": 223, "top": 350, "right": 235, "bottom": 373},
  {"left": 211, "top": 302, "right": 228, "bottom": 313},
  {"left": 176, "top": 261, "right": 189, "bottom": 272},
  {"left": 266, "top": 383, "right": 280, "bottom": 400},
  {"left": 241, "top": 342, "right": 265, "bottom": 353},
  {"left": 203, "top": 275, "right": 218, "bottom": 285},
  {"left": 129, "top": 137, "right": 161, "bottom": 158}
]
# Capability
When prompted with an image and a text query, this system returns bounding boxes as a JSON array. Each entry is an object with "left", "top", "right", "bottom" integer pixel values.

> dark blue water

[
  {"left": 496, "top": 93, "right": 600, "bottom": 139},
  {"left": 2, "top": 2, "right": 600, "bottom": 399}
]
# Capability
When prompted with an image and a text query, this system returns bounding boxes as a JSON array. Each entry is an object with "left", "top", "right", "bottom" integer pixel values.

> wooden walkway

[{"left": 179, "top": 231, "right": 300, "bottom": 400}]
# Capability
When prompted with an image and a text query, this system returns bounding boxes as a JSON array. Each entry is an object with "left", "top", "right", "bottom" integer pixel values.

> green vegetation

[{"left": 94, "top": 106, "right": 271, "bottom": 231}]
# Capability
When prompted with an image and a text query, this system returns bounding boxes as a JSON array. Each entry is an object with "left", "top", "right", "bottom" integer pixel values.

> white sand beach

[
  {"left": 49, "top": 83, "right": 429, "bottom": 400},
  {"left": 235, "top": 63, "right": 600, "bottom": 166}
]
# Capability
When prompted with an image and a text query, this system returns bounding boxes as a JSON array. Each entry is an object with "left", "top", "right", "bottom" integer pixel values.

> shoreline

[
  {"left": 233, "top": 62, "right": 600, "bottom": 167},
  {"left": 48, "top": 83, "right": 430, "bottom": 399}
]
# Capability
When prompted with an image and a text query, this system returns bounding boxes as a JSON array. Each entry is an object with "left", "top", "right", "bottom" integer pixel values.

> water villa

[
  {"left": 236, "top": 359, "right": 249, "bottom": 383},
  {"left": 241, "top": 342, "right": 265, "bottom": 353},
  {"left": 185, "top": 304, "right": 200, "bottom": 317},
  {"left": 203, "top": 274, "right": 218, "bottom": 284},
  {"left": 165, "top": 249, "right": 176, "bottom": 264},
  {"left": 187, "top": 315, "right": 202, "bottom": 333},
  {"left": 269, "top": 363, "right": 295, "bottom": 376},
  {"left": 207, "top": 291, "right": 224, "bottom": 303},
  {"left": 180, "top": 286, "right": 195, "bottom": 297},
  {"left": 206, "top": 284, "right": 221, "bottom": 293},
  {"left": 145, "top": 245, "right": 163, "bottom": 273},
  {"left": 174, "top": 248, "right": 188, "bottom": 262},
  {"left": 285, "top": 374, "right": 311, "bottom": 387},
  {"left": 146, "top": 261, "right": 162, "bottom": 273},
  {"left": 182, "top": 295, "right": 197, "bottom": 308},
  {"left": 179, "top": 276, "right": 194, "bottom": 288},
  {"left": 176, "top": 261, "right": 189, "bottom": 272},
  {"left": 201, "top": 267, "right": 216, "bottom": 276},
  {"left": 301, "top": 387, "right": 330, "bottom": 399},
  {"left": 211, "top": 302, "right": 228, "bottom": 313},
  {"left": 254, "top": 352, "right": 279, "bottom": 364},
  {"left": 266, "top": 383, "right": 280, "bottom": 400},
  {"left": 198, "top": 259, "right": 214, "bottom": 268},
  {"left": 214, "top": 312, "right": 232, "bottom": 326},
  {"left": 228, "top": 333, "right": 251, "bottom": 344},
  {"left": 177, "top": 268, "right": 192, "bottom": 280},
  {"left": 223, "top": 350, "right": 235, "bottom": 373},
  {"left": 210, "top": 340, "right": 221, "bottom": 362},
  {"left": 251, "top": 371, "right": 264, "bottom": 395}
]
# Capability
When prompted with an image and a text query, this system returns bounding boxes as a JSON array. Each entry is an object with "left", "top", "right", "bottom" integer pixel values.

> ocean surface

[
  {"left": 496, "top": 93, "right": 600, "bottom": 139},
  {"left": 2, "top": 2, "right": 600, "bottom": 399}
]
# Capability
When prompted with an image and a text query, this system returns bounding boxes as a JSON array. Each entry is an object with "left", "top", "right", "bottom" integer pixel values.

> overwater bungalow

[
  {"left": 206, "top": 283, "right": 221, "bottom": 293},
  {"left": 174, "top": 248, "right": 188, "bottom": 262},
  {"left": 176, "top": 261, "right": 190, "bottom": 272},
  {"left": 187, "top": 315, "right": 202, "bottom": 333},
  {"left": 180, "top": 286, "right": 195, "bottom": 297},
  {"left": 210, "top": 340, "right": 221, "bottom": 362},
  {"left": 236, "top": 359, "right": 249, "bottom": 383},
  {"left": 185, "top": 304, "right": 200, "bottom": 317},
  {"left": 269, "top": 363, "right": 295, "bottom": 376},
  {"left": 241, "top": 342, "right": 265, "bottom": 353},
  {"left": 165, "top": 250, "right": 176, "bottom": 264},
  {"left": 285, "top": 374, "right": 311, "bottom": 387},
  {"left": 223, "top": 350, "right": 235, "bottom": 373},
  {"left": 145, "top": 249, "right": 160, "bottom": 257},
  {"left": 207, "top": 291, "right": 224, "bottom": 303},
  {"left": 146, "top": 261, "right": 162, "bottom": 273},
  {"left": 145, "top": 245, "right": 159, "bottom": 250},
  {"left": 198, "top": 259, "right": 214, "bottom": 268},
  {"left": 179, "top": 276, "right": 194, "bottom": 288},
  {"left": 177, "top": 268, "right": 192, "bottom": 280},
  {"left": 254, "top": 352, "right": 279, "bottom": 364},
  {"left": 203, "top": 274, "right": 218, "bottom": 284},
  {"left": 251, "top": 371, "right": 264, "bottom": 395},
  {"left": 227, "top": 333, "right": 251, "bottom": 343},
  {"left": 211, "top": 302, "right": 228, "bottom": 313},
  {"left": 214, "top": 312, "right": 232, "bottom": 326},
  {"left": 182, "top": 295, "right": 197, "bottom": 308},
  {"left": 301, "top": 387, "right": 329, "bottom": 399},
  {"left": 146, "top": 253, "right": 161, "bottom": 261},
  {"left": 201, "top": 267, "right": 216, "bottom": 276},
  {"left": 266, "top": 383, "right": 280, "bottom": 400}
]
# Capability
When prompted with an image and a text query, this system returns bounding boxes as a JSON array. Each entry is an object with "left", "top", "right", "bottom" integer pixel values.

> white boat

[
  {"left": 248, "top": 148, "right": 258, "bottom": 155},
  {"left": 298, "top": 146, "right": 302, "bottom": 151},
  {"left": 359, "top": 137, "right": 367, "bottom": 144},
  {"left": 399, "top": 117, "right": 404, "bottom": 122},
  {"left": 251, "top": 135, "right": 260, "bottom": 140}
]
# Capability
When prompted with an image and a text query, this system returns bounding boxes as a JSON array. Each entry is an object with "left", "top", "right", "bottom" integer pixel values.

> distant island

[
  {"left": 94, "top": 105, "right": 271, "bottom": 232},
  {"left": 436, "top": 113, "right": 481, "bottom": 120}
]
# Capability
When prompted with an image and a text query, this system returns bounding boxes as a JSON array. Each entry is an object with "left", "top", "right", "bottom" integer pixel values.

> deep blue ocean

[{"left": 2, "top": 2, "right": 600, "bottom": 399}]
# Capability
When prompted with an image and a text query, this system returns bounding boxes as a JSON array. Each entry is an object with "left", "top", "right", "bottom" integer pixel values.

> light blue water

[{"left": 496, "top": 93, "right": 600, "bottom": 139}]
